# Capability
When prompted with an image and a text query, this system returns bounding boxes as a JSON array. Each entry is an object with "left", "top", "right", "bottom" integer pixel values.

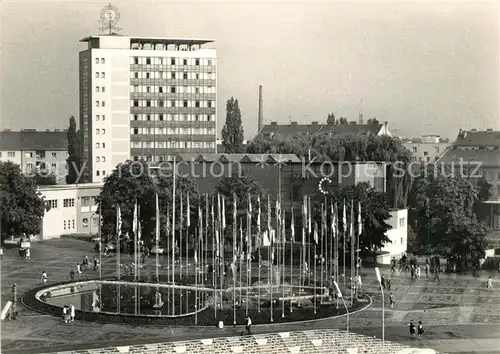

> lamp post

[
  {"left": 374, "top": 267, "right": 385, "bottom": 343},
  {"left": 333, "top": 280, "right": 349, "bottom": 334}
]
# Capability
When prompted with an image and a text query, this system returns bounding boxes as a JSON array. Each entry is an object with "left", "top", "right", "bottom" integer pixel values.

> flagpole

[
  {"left": 269, "top": 195, "right": 273, "bottom": 323},
  {"left": 98, "top": 202, "right": 102, "bottom": 312},
  {"left": 290, "top": 207, "right": 294, "bottom": 313},
  {"left": 180, "top": 192, "right": 183, "bottom": 281},
  {"left": 156, "top": 194, "right": 160, "bottom": 284},
  {"left": 281, "top": 209, "right": 285, "bottom": 318},
  {"left": 211, "top": 195, "right": 216, "bottom": 319},
  {"left": 205, "top": 194, "right": 209, "bottom": 282},
  {"left": 320, "top": 203, "right": 324, "bottom": 305},
  {"left": 233, "top": 193, "right": 237, "bottom": 326},
  {"left": 308, "top": 197, "right": 311, "bottom": 287},
  {"left": 220, "top": 196, "right": 224, "bottom": 312},
  {"left": 343, "top": 200, "right": 346, "bottom": 287},
  {"left": 186, "top": 193, "right": 190, "bottom": 314},
  {"left": 133, "top": 201, "right": 138, "bottom": 316},
  {"left": 246, "top": 195, "right": 251, "bottom": 317},
  {"left": 166, "top": 207, "right": 170, "bottom": 315},
  {"left": 313, "top": 222, "right": 317, "bottom": 315},
  {"left": 195, "top": 228, "right": 198, "bottom": 325},
  {"left": 171, "top": 158, "right": 176, "bottom": 315},
  {"left": 116, "top": 205, "right": 121, "bottom": 314},
  {"left": 257, "top": 195, "right": 261, "bottom": 313},
  {"left": 350, "top": 199, "right": 355, "bottom": 306}
]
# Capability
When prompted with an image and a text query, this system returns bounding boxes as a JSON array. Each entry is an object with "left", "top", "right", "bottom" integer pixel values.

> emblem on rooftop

[{"left": 100, "top": 3, "right": 121, "bottom": 35}]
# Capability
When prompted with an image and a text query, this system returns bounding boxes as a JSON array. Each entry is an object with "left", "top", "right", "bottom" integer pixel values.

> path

[{"left": 1, "top": 238, "right": 500, "bottom": 353}]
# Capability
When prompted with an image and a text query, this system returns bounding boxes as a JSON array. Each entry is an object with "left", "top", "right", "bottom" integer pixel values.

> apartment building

[
  {"left": 79, "top": 34, "right": 217, "bottom": 183},
  {"left": 0, "top": 129, "right": 68, "bottom": 183},
  {"left": 438, "top": 129, "right": 500, "bottom": 229},
  {"left": 403, "top": 135, "right": 450, "bottom": 163}
]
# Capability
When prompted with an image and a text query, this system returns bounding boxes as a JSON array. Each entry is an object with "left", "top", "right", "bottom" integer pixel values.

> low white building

[
  {"left": 39, "top": 183, "right": 103, "bottom": 239},
  {"left": 379, "top": 208, "right": 408, "bottom": 264}
]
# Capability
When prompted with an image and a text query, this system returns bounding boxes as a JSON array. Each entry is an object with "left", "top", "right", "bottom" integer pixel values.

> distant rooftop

[
  {"left": 80, "top": 35, "right": 214, "bottom": 49},
  {"left": 0, "top": 130, "right": 67, "bottom": 151},
  {"left": 455, "top": 129, "right": 500, "bottom": 147}
]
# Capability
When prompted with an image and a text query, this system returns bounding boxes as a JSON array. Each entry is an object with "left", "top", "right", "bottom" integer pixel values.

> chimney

[{"left": 258, "top": 85, "right": 263, "bottom": 133}]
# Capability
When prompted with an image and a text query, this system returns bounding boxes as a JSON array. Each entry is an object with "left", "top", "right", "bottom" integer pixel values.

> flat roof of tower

[{"left": 80, "top": 35, "right": 214, "bottom": 45}]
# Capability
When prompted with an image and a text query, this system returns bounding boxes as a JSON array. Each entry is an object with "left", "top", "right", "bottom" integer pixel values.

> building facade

[
  {"left": 79, "top": 35, "right": 217, "bottom": 183},
  {"left": 39, "top": 183, "right": 102, "bottom": 239},
  {"left": 438, "top": 129, "right": 500, "bottom": 230},
  {"left": 380, "top": 208, "right": 408, "bottom": 263},
  {"left": 0, "top": 129, "right": 68, "bottom": 183},
  {"left": 255, "top": 120, "right": 391, "bottom": 140},
  {"left": 403, "top": 135, "right": 450, "bottom": 163}
]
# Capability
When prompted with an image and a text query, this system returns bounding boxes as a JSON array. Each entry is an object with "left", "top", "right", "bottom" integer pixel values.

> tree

[
  {"left": 338, "top": 117, "right": 349, "bottom": 125},
  {"left": 0, "top": 161, "right": 48, "bottom": 240},
  {"left": 408, "top": 165, "right": 490, "bottom": 266},
  {"left": 214, "top": 174, "right": 268, "bottom": 246},
  {"left": 32, "top": 171, "right": 57, "bottom": 186},
  {"left": 473, "top": 176, "right": 492, "bottom": 222},
  {"left": 96, "top": 160, "right": 200, "bottom": 247},
  {"left": 66, "top": 116, "right": 82, "bottom": 184},
  {"left": 367, "top": 118, "right": 380, "bottom": 124},
  {"left": 327, "top": 113, "right": 336, "bottom": 124},
  {"left": 221, "top": 97, "right": 244, "bottom": 153}
]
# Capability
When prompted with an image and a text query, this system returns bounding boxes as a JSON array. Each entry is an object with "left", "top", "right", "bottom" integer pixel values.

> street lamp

[
  {"left": 333, "top": 280, "right": 349, "bottom": 334},
  {"left": 374, "top": 267, "right": 385, "bottom": 343}
]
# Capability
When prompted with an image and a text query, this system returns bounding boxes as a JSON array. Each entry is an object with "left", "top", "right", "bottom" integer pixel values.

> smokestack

[{"left": 258, "top": 85, "right": 263, "bottom": 132}]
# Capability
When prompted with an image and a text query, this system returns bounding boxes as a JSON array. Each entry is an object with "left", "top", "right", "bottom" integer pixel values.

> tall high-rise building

[{"left": 79, "top": 35, "right": 217, "bottom": 183}]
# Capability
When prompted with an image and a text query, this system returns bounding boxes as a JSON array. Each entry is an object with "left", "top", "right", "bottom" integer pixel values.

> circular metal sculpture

[
  {"left": 100, "top": 4, "right": 121, "bottom": 34},
  {"left": 318, "top": 177, "right": 332, "bottom": 195}
]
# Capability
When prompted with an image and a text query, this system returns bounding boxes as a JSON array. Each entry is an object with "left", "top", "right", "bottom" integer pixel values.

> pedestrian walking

[
  {"left": 386, "top": 276, "right": 391, "bottom": 291},
  {"left": 487, "top": 276, "right": 493, "bottom": 291},
  {"left": 408, "top": 319, "right": 416, "bottom": 338},
  {"left": 416, "top": 266, "right": 421, "bottom": 279},
  {"left": 381, "top": 275, "right": 386, "bottom": 289},
  {"left": 42, "top": 271, "right": 47, "bottom": 284},
  {"left": 389, "top": 293, "right": 395, "bottom": 308},
  {"left": 390, "top": 257, "right": 396, "bottom": 273},
  {"left": 93, "top": 257, "right": 98, "bottom": 271},
  {"left": 425, "top": 263, "right": 429, "bottom": 277},
  {"left": 417, "top": 321, "right": 424, "bottom": 339},
  {"left": 433, "top": 268, "right": 440, "bottom": 283},
  {"left": 70, "top": 304, "right": 75, "bottom": 323},
  {"left": 410, "top": 265, "right": 415, "bottom": 280},
  {"left": 25, "top": 248, "right": 31, "bottom": 260},
  {"left": 63, "top": 306, "right": 70, "bottom": 324},
  {"left": 77, "top": 263, "right": 82, "bottom": 276},
  {"left": 242, "top": 316, "right": 252, "bottom": 335},
  {"left": 70, "top": 269, "right": 75, "bottom": 281}
]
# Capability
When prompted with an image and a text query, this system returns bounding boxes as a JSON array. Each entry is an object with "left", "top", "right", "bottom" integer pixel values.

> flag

[
  {"left": 267, "top": 195, "right": 271, "bottom": 231},
  {"left": 282, "top": 209, "right": 286, "bottom": 243},
  {"left": 350, "top": 200, "right": 354, "bottom": 239},
  {"left": 330, "top": 203, "right": 335, "bottom": 237},
  {"left": 233, "top": 192, "right": 237, "bottom": 226},
  {"left": 302, "top": 195, "right": 307, "bottom": 246},
  {"left": 155, "top": 193, "right": 160, "bottom": 241},
  {"left": 198, "top": 205, "right": 203, "bottom": 241},
  {"left": 132, "top": 200, "right": 138, "bottom": 235},
  {"left": 342, "top": 200, "right": 347, "bottom": 233},
  {"left": 308, "top": 197, "right": 312, "bottom": 234},
  {"left": 116, "top": 205, "right": 122, "bottom": 239},
  {"left": 358, "top": 201, "right": 362, "bottom": 236},
  {"left": 314, "top": 221, "right": 319, "bottom": 245},
  {"left": 291, "top": 207, "right": 295, "bottom": 243},
  {"left": 222, "top": 196, "right": 226, "bottom": 229},
  {"left": 257, "top": 195, "right": 261, "bottom": 230},
  {"left": 332, "top": 203, "right": 337, "bottom": 239},
  {"left": 186, "top": 192, "right": 190, "bottom": 227},
  {"left": 215, "top": 229, "right": 220, "bottom": 257},
  {"left": 248, "top": 194, "right": 252, "bottom": 216}
]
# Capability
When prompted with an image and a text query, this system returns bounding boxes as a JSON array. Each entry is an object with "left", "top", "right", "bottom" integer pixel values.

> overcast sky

[{"left": 1, "top": 0, "right": 498, "bottom": 139}]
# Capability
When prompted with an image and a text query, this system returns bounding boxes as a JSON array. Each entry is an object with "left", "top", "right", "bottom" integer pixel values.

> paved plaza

[{"left": 1, "top": 238, "right": 500, "bottom": 353}]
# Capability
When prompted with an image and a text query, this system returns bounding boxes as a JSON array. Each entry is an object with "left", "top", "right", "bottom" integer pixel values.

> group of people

[
  {"left": 62, "top": 304, "right": 76, "bottom": 324},
  {"left": 390, "top": 255, "right": 440, "bottom": 283},
  {"left": 407, "top": 320, "right": 425, "bottom": 339},
  {"left": 69, "top": 256, "right": 101, "bottom": 281}
]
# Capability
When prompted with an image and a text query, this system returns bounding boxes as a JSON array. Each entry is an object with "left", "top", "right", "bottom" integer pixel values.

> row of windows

[
  {"left": 24, "top": 152, "right": 60, "bottom": 159},
  {"left": 0, "top": 152, "right": 16, "bottom": 158},
  {"left": 96, "top": 114, "right": 106, "bottom": 121},
  {"left": 96, "top": 101, "right": 106, "bottom": 107},
  {"left": 47, "top": 200, "right": 58, "bottom": 209},
  {"left": 131, "top": 127, "right": 215, "bottom": 135},
  {"left": 131, "top": 141, "right": 215, "bottom": 149},
  {"left": 96, "top": 170, "right": 107, "bottom": 177},
  {"left": 96, "top": 129, "right": 106, "bottom": 135},
  {"left": 131, "top": 85, "right": 215, "bottom": 94},
  {"left": 95, "top": 86, "right": 106, "bottom": 93},
  {"left": 95, "top": 58, "right": 106, "bottom": 64},
  {"left": 95, "top": 72, "right": 106, "bottom": 79},
  {"left": 95, "top": 142, "right": 106, "bottom": 149},
  {"left": 131, "top": 99, "right": 214, "bottom": 108},
  {"left": 63, "top": 198, "right": 75, "bottom": 208},
  {"left": 63, "top": 219, "right": 76, "bottom": 230},
  {"left": 132, "top": 153, "right": 215, "bottom": 163},
  {"left": 131, "top": 113, "right": 213, "bottom": 122},
  {"left": 95, "top": 156, "right": 106, "bottom": 163},
  {"left": 132, "top": 57, "right": 213, "bottom": 66},
  {"left": 131, "top": 71, "right": 215, "bottom": 80},
  {"left": 82, "top": 217, "right": 99, "bottom": 228},
  {"left": 26, "top": 162, "right": 58, "bottom": 170}
]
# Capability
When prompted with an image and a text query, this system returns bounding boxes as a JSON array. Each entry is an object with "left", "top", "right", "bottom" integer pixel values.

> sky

[{"left": 1, "top": 0, "right": 499, "bottom": 139}]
